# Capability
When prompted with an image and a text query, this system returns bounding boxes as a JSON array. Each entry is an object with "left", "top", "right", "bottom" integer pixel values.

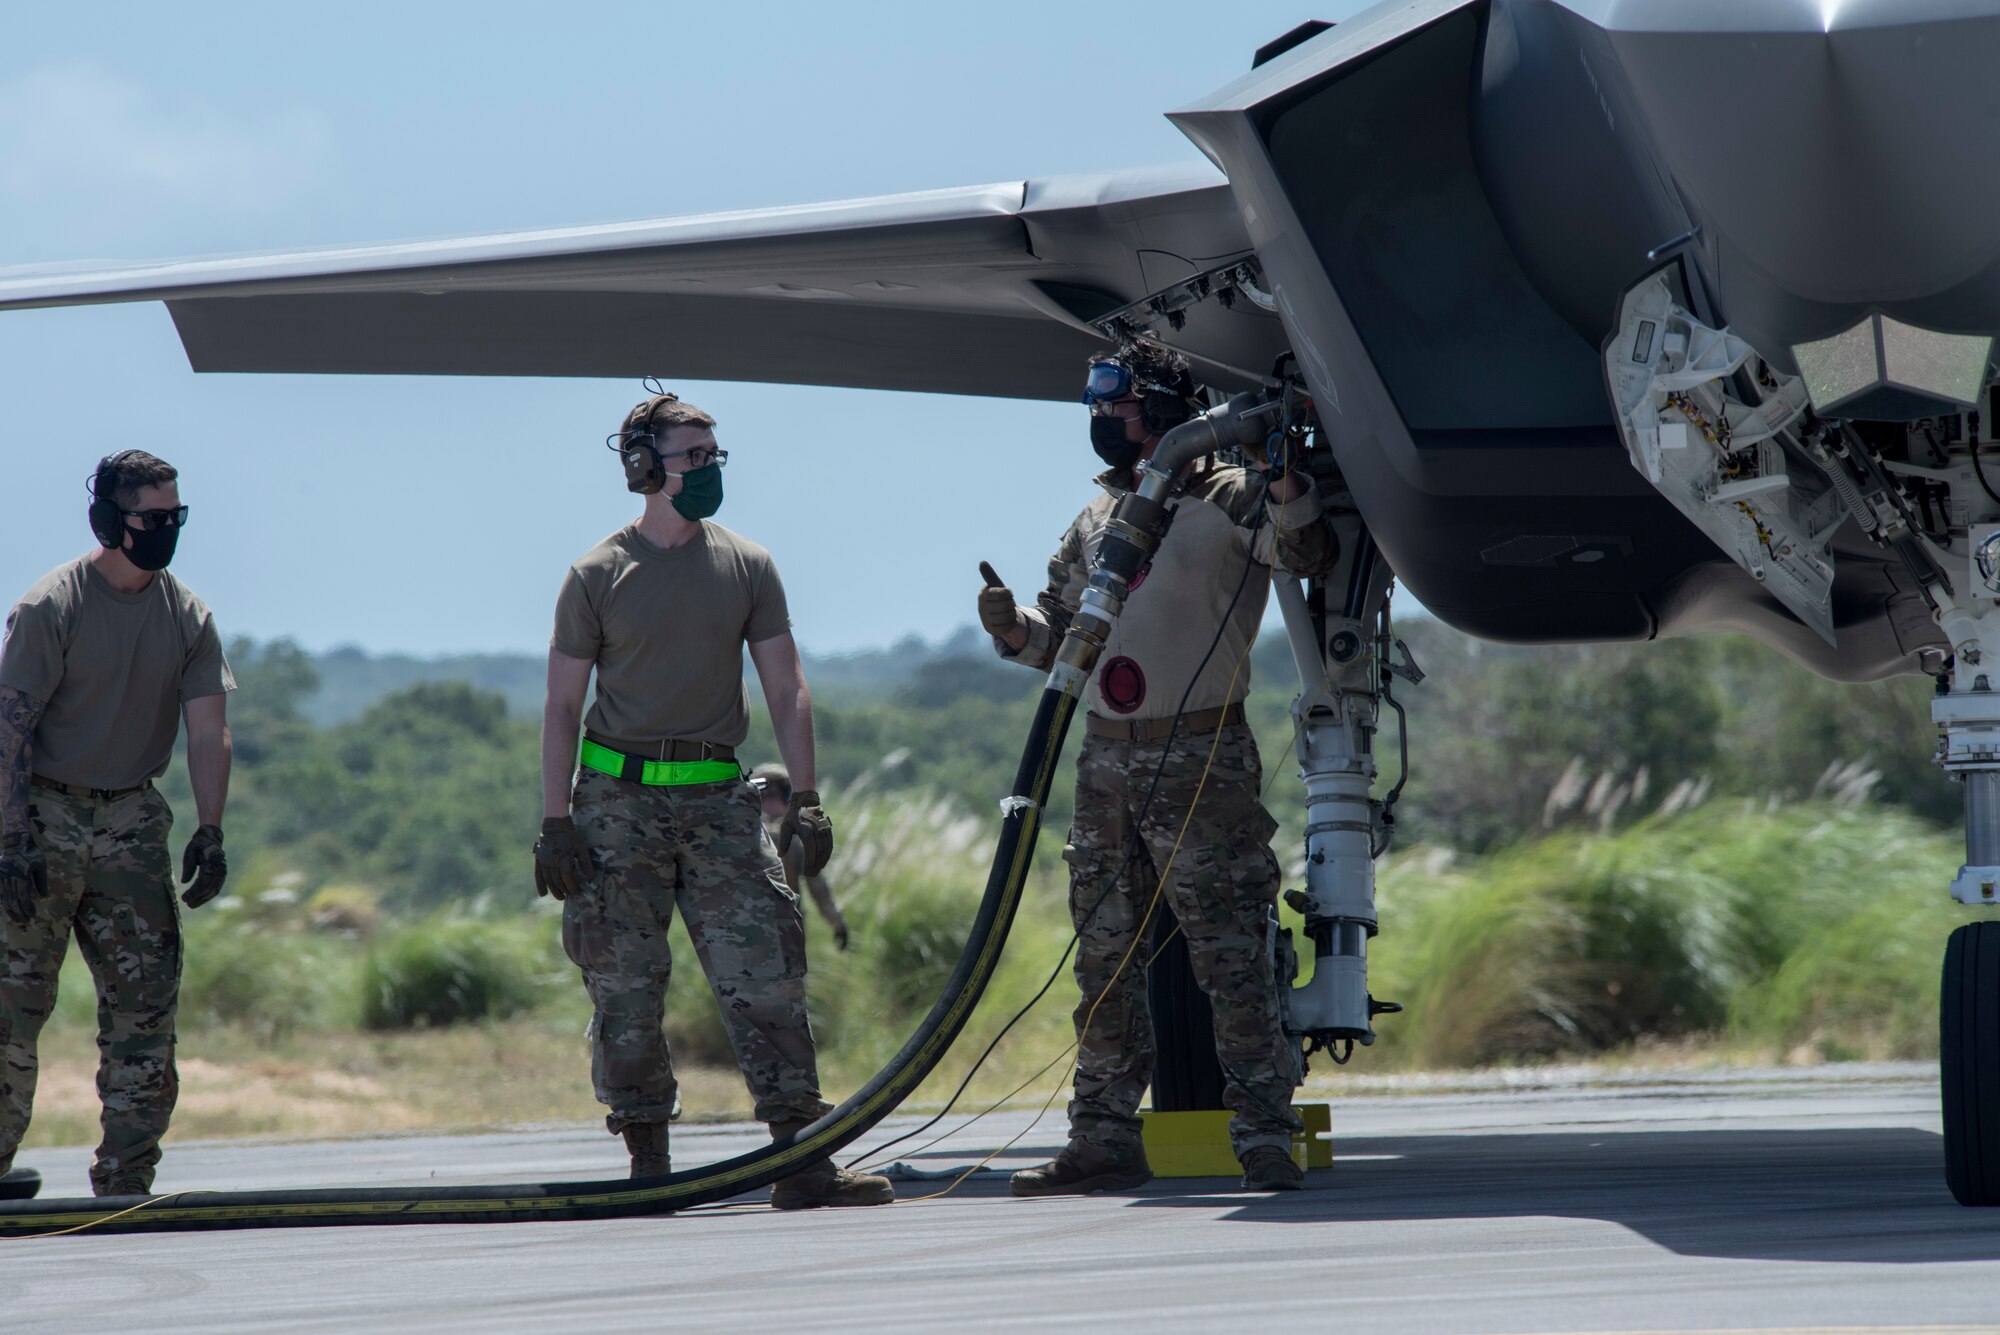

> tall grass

[
  {"left": 36, "top": 797, "right": 1974, "bottom": 1088},
  {"left": 1368, "top": 801, "right": 1977, "bottom": 1067},
  {"left": 802, "top": 790, "right": 1074, "bottom": 1100},
  {"left": 360, "top": 910, "right": 561, "bottom": 1029}
]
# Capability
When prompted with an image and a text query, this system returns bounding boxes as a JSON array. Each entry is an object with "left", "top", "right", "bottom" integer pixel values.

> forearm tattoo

[{"left": 0, "top": 685, "right": 47, "bottom": 835}]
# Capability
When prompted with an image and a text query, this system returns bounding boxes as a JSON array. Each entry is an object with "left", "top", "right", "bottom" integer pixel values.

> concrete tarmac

[{"left": 5, "top": 1063, "right": 1999, "bottom": 1334}]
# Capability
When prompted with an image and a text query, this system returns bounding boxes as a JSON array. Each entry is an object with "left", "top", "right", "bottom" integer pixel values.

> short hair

[
  {"left": 93, "top": 450, "right": 178, "bottom": 509},
  {"left": 619, "top": 393, "right": 717, "bottom": 441}
]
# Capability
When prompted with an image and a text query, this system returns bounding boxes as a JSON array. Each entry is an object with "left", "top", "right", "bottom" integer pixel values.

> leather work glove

[
  {"left": 977, "top": 561, "right": 1020, "bottom": 639},
  {"left": 0, "top": 831, "right": 48, "bottom": 929},
  {"left": 179, "top": 824, "right": 228, "bottom": 909},
  {"left": 535, "top": 816, "right": 589, "bottom": 901},
  {"left": 778, "top": 792, "right": 834, "bottom": 879}
]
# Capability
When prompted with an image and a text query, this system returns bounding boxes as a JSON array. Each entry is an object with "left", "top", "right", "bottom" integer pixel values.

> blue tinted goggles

[{"left": 1080, "top": 360, "right": 1134, "bottom": 407}]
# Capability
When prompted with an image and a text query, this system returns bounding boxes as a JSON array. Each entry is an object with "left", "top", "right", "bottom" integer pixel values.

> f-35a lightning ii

[{"left": 6, "top": 0, "right": 1999, "bottom": 1206}]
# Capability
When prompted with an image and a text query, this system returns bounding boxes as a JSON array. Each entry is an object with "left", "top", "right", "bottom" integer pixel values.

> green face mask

[{"left": 669, "top": 463, "right": 723, "bottom": 521}]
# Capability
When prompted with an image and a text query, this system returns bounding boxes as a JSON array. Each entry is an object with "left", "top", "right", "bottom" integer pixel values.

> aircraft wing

[{"left": 0, "top": 163, "right": 1278, "bottom": 401}]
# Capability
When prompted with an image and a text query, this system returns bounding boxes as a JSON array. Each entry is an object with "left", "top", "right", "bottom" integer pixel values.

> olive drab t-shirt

[
  {"left": 551, "top": 522, "right": 791, "bottom": 751},
  {"left": 0, "top": 557, "right": 236, "bottom": 791}
]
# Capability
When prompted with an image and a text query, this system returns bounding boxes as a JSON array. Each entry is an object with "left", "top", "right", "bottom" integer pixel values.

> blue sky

[{"left": 0, "top": 2, "right": 1372, "bottom": 656}]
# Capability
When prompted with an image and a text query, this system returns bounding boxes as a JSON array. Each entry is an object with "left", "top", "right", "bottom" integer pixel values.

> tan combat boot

[
  {"left": 1239, "top": 1145, "right": 1304, "bottom": 1191},
  {"left": 767, "top": 1119, "right": 894, "bottom": 1210},
  {"left": 621, "top": 1122, "right": 671, "bottom": 1178},
  {"left": 1010, "top": 1140, "right": 1152, "bottom": 1197}
]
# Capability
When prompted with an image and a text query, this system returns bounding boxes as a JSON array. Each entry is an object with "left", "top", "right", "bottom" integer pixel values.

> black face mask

[
  {"left": 1090, "top": 415, "right": 1142, "bottom": 470},
  {"left": 124, "top": 526, "right": 179, "bottom": 572}
]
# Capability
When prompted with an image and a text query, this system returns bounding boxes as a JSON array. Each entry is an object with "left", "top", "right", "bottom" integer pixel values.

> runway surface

[{"left": 6, "top": 1063, "right": 1999, "bottom": 1333}]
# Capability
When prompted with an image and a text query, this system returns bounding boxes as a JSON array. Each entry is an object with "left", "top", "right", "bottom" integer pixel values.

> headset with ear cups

[
  {"left": 87, "top": 450, "right": 144, "bottom": 549},
  {"left": 615, "top": 392, "right": 679, "bottom": 495}
]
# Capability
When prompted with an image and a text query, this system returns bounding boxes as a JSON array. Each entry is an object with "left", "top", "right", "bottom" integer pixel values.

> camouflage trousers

[
  {"left": 564, "top": 767, "right": 830, "bottom": 1131},
  {"left": 1064, "top": 721, "right": 1302, "bottom": 1160},
  {"left": 0, "top": 784, "right": 181, "bottom": 1194}
]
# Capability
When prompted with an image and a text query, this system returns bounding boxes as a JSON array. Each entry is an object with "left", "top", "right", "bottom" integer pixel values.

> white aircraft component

[{"left": 1606, "top": 270, "right": 1842, "bottom": 644}]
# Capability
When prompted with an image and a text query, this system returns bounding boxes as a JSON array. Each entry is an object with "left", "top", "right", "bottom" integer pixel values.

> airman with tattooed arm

[{"left": 0, "top": 450, "right": 234, "bottom": 1199}]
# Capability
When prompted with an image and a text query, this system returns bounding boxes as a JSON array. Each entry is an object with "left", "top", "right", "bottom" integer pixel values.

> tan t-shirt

[
  {"left": 0, "top": 557, "right": 236, "bottom": 790},
  {"left": 551, "top": 522, "right": 790, "bottom": 751}
]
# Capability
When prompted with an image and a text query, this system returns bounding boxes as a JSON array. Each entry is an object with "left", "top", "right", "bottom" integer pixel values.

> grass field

[{"left": 18, "top": 797, "right": 1982, "bottom": 1154}]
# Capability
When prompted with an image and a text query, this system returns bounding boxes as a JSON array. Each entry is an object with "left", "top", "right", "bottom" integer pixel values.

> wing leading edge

[{"left": 0, "top": 164, "right": 1278, "bottom": 402}]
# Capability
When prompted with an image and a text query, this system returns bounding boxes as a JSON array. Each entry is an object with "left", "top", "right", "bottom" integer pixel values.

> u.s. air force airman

[
  {"left": 0, "top": 450, "right": 233, "bottom": 1198},
  {"left": 532, "top": 392, "right": 890, "bottom": 1209},
  {"left": 980, "top": 346, "right": 1335, "bottom": 1194}
]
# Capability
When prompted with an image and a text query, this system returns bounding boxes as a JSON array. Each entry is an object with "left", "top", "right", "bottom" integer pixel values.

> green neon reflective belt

[{"left": 578, "top": 738, "right": 739, "bottom": 786}]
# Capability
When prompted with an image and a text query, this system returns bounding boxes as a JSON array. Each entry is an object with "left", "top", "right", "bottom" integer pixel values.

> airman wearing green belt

[{"left": 533, "top": 392, "right": 890, "bottom": 1209}]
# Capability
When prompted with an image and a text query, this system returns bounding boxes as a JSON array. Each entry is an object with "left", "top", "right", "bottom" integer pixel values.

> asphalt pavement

[{"left": 5, "top": 1063, "right": 1998, "bottom": 1334}]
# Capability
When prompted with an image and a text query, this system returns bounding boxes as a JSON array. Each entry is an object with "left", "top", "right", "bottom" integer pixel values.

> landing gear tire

[{"left": 1942, "top": 921, "right": 2000, "bottom": 1206}]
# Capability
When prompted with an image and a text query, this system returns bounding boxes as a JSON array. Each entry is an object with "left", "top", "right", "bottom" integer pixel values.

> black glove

[
  {"left": 778, "top": 791, "right": 834, "bottom": 879},
  {"left": 179, "top": 825, "right": 227, "bottom": 908},
  {"left": 535, "top": 816, "right": 589, "bottom": 901},
  {"left": 1, "top": 831, "right": 48, "bottom": 929},
  {"left": 833, "top": 920, "right": 851, "bottom": 952}
]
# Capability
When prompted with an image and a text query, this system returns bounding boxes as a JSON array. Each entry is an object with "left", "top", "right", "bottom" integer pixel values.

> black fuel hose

[{"left": 0, "top": 686, "right": 1083, "bottom": 1237}]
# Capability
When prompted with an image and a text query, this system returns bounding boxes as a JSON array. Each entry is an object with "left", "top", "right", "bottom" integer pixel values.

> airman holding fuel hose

[{"left": 980, "top": 347, "right": 1336, "bottom": 1194}]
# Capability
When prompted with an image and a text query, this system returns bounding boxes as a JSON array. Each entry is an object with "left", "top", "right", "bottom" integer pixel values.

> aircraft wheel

[
  {"left": 1942, "top": 921, "right": 2000, "bottom": 1205},
  {"left": 0, "top": 1168, "right": 40, "bottom": 1201}
]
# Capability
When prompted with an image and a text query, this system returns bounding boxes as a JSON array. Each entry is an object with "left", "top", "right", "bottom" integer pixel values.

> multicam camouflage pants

[
  {"left": 564, "top": 767, "right": 830, "bottom": 1130},
  {"left": 0, "top": 784, "right": 182, "bottom": 1194},
  {"left": 1064, "top": 722, "right": 1303, "bottom": 1160}
]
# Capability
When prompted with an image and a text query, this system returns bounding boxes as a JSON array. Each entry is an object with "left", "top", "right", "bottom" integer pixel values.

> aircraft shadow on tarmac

[{"left": 1115, "top": 1129, "right": 2000, "bottom": 1265}]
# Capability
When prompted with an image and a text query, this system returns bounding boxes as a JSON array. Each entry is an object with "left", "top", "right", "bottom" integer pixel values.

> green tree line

[{"left": 163, "top": 623, "right": 1956, "bottom": 913}]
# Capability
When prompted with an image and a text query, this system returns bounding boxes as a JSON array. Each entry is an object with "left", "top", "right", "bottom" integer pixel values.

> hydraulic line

[{"left": 0, "top": 392, "right": 1285, "bottom": 1240}]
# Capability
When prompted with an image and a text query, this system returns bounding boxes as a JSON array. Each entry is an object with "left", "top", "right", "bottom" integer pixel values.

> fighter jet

[{"left": 5, "top": 0, "right": 1998, "bottom": 1205}]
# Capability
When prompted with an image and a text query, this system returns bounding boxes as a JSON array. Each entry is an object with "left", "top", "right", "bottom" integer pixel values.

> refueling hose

[{"left": 0, "top": 391, "right": 1279, "bottom": 1238}]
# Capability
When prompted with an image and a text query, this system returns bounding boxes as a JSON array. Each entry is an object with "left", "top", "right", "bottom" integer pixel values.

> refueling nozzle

[{"left": 1134, "top": 392, "right": 1285, "bottom": 505}]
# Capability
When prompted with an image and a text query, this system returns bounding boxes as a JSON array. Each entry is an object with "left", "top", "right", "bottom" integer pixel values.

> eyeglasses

[
  {"left": 120, "top": 506, "right": 189, "bottom": 531},
  {"left": 602, "top": 434, "right": 728, "bottom": 469},
  {"left": 661, "top": 446, "right": 728, "bottom": 470}
]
